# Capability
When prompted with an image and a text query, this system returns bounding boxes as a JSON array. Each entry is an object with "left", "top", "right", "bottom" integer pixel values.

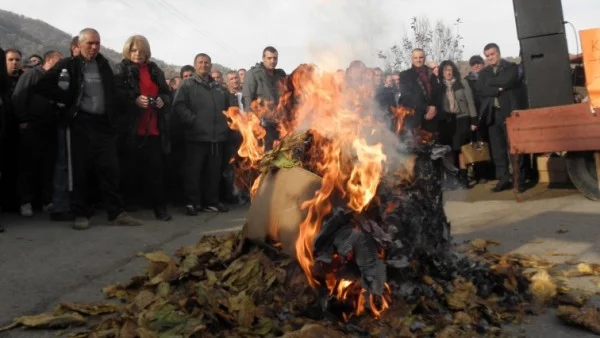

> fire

[
  {"left": 346, "top": 139, "right": 387, "bottom": 213},
  {"left": 225, "top": 63, "right": 412, "bottom": 319},
  {"left": 325, "top": 274, "right": 392, "bottom": 320},
  {"left": 223, "top": 107, "right": 265, "bottom": 198}
]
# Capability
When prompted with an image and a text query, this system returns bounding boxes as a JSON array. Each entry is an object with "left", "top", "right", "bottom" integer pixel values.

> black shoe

[
  {"left": 185, "top": 205, "right": 198, "bottom": 216},
  {"left": 203, "top": 203, "right": 229, "bottom": 213},
  {"left": 50, "top": 211, "right": 75, "bottom": 222},
  {"left": 154, "top": 206, "right": 172, "bottom": 221},
  {"left": 457, "top": 169, "right": 470, "bottom": 190},
  {"left": 491, "top": 180, "right": 512, "bottom": 192}
]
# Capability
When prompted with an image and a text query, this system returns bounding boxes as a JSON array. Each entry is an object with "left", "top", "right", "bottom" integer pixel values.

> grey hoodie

[{"left": 241, "top": 62, "right": 286, "bottom": 114}]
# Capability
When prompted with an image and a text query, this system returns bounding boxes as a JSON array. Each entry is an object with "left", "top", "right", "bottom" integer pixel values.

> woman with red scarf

[{"left": 116, "top": 35, "right": 171, "bottom": 221}]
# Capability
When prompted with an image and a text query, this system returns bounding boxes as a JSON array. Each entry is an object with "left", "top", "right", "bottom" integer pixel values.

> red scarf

[{"left": 137, "top": 63, "right": 160, "bottom": 136}]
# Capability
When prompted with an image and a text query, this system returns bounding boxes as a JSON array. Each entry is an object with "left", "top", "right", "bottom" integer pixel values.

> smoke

[{"left": 305, "top": 0, "right": 393, "bottom": 71}]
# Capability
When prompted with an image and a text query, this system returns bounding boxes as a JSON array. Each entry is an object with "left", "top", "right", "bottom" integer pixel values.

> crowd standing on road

[{"left": 0, "top": 27, "right": 541, "bottom": 233}]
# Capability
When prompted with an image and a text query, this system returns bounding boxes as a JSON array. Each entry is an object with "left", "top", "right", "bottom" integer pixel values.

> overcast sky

[{"left": 3, "top": 0, "right": 598, "bottom": 72}]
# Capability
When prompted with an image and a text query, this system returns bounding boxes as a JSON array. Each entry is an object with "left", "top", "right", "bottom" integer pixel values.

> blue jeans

[{"left": 52, "top": 128, "right": 70, "bottom": 213}]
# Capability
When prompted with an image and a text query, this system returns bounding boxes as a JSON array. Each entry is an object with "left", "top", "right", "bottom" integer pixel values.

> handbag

[{"left": 461, "top": 131, "right": 491, "bottom": 164}]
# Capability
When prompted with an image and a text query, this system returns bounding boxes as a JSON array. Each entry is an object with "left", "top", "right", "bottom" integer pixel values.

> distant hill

[{"left": 0, "top": 9, "right": 231, "bottom": 78}]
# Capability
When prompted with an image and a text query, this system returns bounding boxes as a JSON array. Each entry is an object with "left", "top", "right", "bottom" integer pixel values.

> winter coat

[
  {"left": 172, "top": 74, "right": 230, "bottom": 143},
  {"left": 114, "top": 59, "right": 171, "bottom": 154}
]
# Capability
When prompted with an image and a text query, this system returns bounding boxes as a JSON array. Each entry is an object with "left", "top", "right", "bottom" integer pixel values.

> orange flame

[
  {"left": 224, "top": 64, "right": 414, "bottom": 319},
  {"left": 325, "top": 274, "right": 391, "bottom": 319}
]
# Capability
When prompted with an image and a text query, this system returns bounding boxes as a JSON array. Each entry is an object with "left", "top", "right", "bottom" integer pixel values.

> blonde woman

[{"left": 115, "top": 35, "right": 171, "bottom": 221}]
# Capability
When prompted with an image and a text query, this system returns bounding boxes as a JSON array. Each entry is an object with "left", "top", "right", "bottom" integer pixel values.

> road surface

[{"left": 0, "top": 182, "right": 598, "bottom": 337}]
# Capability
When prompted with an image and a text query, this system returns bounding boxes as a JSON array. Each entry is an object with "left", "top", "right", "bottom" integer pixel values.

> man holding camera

[{"left": 36, "top": 28, "right": 143, "bottom": 229}]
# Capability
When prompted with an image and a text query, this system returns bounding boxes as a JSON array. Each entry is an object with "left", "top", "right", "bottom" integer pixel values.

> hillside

[{"left": 0, "top": 9, "right": 231, "bottom": 78}]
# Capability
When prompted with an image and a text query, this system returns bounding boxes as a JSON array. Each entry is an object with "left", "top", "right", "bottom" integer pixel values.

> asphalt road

[{"left": 0, "top": 183, "right": 599, "bottom": 337}]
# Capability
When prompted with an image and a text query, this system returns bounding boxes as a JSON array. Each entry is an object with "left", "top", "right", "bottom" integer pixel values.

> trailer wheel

[{"left": 565, "top": 151, "right": 600, "bottom": 201}]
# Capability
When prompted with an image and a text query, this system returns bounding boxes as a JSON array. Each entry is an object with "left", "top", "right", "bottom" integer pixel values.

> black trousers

[
  {"left": 16, "top": 123, "right": 56, "bottom": 206},
  {"left": 184, "top": 141, "right": 224, "bottom": 207},
  {"left": 488, "top": 117, "right": 525, "bottom": 185},
  {"left": 71, "top": 113, "right": 123, "bottom": 219},
  {"left": 121, "top": 136, "right": 166, "bottom": 208},
  {"left": 220, "top": 131, "right": 241, "bottom": 202}
]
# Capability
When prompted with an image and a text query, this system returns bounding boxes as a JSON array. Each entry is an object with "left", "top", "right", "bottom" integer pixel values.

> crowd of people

[{"left": 0, "top": 27, "right": 534, "bottom": 232}]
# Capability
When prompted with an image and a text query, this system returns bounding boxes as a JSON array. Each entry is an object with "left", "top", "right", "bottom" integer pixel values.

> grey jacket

[
  {"left": 172, "top": 74, "right": 230, "bottom": 143},
  {"left": 441, "top": 78, "right": 477, "bottom": 120},
  {"left": 241, "top": 62, "right": 286, "bottom": 113},
  {"left": 12, "top": 66, "right": 55, "bottom": 126}
]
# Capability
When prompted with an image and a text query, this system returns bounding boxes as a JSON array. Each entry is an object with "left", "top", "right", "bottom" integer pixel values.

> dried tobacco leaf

[
  {"left": 469, "top": 239, "right": 500, "bottom": 254},
  {"left": 229, "top": 291, "right": 256, "bottom": 327},
  {"left": 557, "top": 305, "right": 600, "bottom": 334},
  {"left": 0, "top": 312, "right": 86, "bottom": 331},
  {"left": 102, "top": 284, "right": 131, "bottom": 301},
  {"left": 281, "top": 323, "right": 346, "bottom": 338},
  {"left": 557, "top": 290, "right": 590, "bottom": 307},
  {"left": 141, "top": 251, "right": 172, "bottom": 263},
  {"left": 147, "top": 260, "right": 179, "bottom": 286},
  {"left": 446, "top": 278, "right": 477, "bottom": 310},
  {"left": 57, "top": 303, "right": 122, "bottom": 316},
  {"left": 529, "top": 270, "right": 557, "bottom": 304},
  {"left": 145, "top": 304, "right": 187, "bottom": 331}
]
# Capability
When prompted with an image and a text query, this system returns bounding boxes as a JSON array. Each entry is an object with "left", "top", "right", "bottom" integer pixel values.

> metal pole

[{"left": 66, "top": 126, "right": 73, "bottom": 192}]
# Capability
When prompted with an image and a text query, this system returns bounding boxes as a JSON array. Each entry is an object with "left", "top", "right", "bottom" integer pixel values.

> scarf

[
  {"left": 443, "top": 78, "right": 458, "bottom": 113},
  {"left": 414, "top": 66, "right": 431, "bottom": 98}
]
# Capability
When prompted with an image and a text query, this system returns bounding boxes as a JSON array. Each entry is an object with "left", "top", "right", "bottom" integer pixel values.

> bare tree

[{"left": 378, "top": 16, "right": 464, "bottom": 71}]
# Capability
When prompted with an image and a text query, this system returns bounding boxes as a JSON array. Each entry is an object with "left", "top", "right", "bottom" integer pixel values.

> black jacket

[
  {"left": 464, "top": 71, "right": 482, "bottom": 115},
  {"left": 477, "top": 59, "right": 520, "bottom": 125},
  {"left": 172, "top": 74, "right": 230, "bottom": 143},
  {"left": 114, "top": 60, "right": 171, "bottom": 154},
  {"left": 35, "top": 53, "right": 121, "bottom": 127},
  {"left": 0, "top": 47, "right": 7, "bottom": 139},
  {"left": 398, "top": 67, "right": 442, "bottom": 126},
  {"left": 12, "top": 66, "right": 56, "bottom": 126}
]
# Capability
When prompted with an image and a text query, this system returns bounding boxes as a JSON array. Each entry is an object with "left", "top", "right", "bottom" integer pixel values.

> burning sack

[{"left": 245, "top": 131, "right": 454, "bottom": 320}]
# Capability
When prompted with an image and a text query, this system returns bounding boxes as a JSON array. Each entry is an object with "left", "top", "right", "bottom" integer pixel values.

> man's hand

[
  {"left": 424, "top": 106, "right": 437, "bottom": 120},
  {"left": 135, "top": 95, "right": 149, "bottom": 108},
  {"left": 155, "top": 97, "right": 165, "bottom": 109}
]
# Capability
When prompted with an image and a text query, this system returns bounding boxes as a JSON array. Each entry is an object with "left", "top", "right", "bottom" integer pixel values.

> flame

[
  {"left": 325, "top": 274, "right": 391, "bottom": 319},
  {"left": 223, "top": 107, "right": 265, "bottom": 197},
  {"left": 224, "top": 63, "right": 414, "bottom": 319},
  {"left": 346, "top": 139, "right": 387, "bottom": 213}
]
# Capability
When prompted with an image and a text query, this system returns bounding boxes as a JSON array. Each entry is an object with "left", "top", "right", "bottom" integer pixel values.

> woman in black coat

[
  {"left": 115, "top": 35, "right": 172, "bottom": 221},
  {"left": 437, "top": 60, "right": 478, "bottom": 189}
]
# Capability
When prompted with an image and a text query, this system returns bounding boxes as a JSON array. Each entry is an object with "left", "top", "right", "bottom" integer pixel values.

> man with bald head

[
  {"left": 398, "top": 48, "right": 441, "bottom": 135},
  {"left": 36, "top": 28, "right": 142, "bottom": 229}
]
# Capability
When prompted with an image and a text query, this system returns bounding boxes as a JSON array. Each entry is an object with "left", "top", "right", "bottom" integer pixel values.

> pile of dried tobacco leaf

[{"left": 2, "top": 230, "right": 598, "bottom": 337}]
